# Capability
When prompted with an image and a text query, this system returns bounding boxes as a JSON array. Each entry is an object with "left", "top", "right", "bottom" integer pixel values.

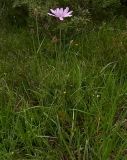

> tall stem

[
  {"left": 59, "top": 27, "right": 62, "bottom": 51},
  {"left": 36, "top": 15, "right": 40, "bottom": 46}
]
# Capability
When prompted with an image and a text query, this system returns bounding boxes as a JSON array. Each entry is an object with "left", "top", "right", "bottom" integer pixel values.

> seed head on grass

[{"left": 48, "top": 7, "right": 73, "bottom": 21}]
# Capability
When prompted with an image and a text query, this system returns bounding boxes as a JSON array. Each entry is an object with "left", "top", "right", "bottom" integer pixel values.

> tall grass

[{"left": 0, "top": 13, "right": 127, "bottom": 160}]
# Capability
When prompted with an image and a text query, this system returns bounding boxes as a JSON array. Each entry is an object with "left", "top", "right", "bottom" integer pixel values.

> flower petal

[
  {"left": 55, "top": 8, "right": 60, "bottom": 16},
  {"left": 65, "top": 14, "right": 72, "bottom": 17},
  {"left": 50, "top": 9, "right": 56, "bottom": 14},
  {"left": 60, "top": 8, "right": 63, "bottom": 14},
  {"left": 59, "top": 17, "right": 64, "bottom": 21},
  {"left": 64, "top": 11, "right": 73, "bottom": 17},
  {"left": 63, "top": 7, "right": 69, "bottom": 14},
  {"left": 67, "top": 11, "right": 73, "bottom": 15},
  {"left": 48, "top": 13, "right": 55, "bottom": 17}
]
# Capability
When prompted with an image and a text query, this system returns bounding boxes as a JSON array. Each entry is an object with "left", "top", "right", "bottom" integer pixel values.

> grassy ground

[{"left": 0, "top": 15, "right": 127, "bottom": 159}]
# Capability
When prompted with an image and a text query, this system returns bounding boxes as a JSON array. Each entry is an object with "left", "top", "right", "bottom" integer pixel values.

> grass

[{"left": 0, "top": 15, "right": 127, "bottom": 159}]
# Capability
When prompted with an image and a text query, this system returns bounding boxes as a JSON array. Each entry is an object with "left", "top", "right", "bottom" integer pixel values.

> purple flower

[{"left": 48, "top": 7, "right": 73, "bottom": 21}]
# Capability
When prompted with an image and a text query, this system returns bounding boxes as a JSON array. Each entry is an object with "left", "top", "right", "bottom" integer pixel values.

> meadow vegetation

[{"left": 0, "top": 0, "right": 127, "bottom": 159}]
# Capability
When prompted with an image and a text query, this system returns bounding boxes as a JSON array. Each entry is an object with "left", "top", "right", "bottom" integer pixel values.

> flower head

[{"left": 48, "top": 7, "right": 73, "bottom": 21}]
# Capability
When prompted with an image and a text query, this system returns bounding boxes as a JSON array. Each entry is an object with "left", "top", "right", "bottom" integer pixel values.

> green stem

[
  {"left": 36, "top": 15, "right": 40, "bottom": 46},
  {"left": 59, "top": 27, "right": 62, "bottom": 51}
]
